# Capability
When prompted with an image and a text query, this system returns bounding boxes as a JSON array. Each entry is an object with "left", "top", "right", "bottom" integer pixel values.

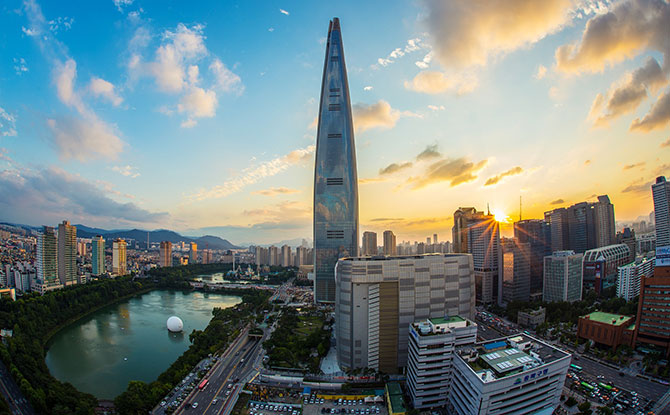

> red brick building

[
  {"left": 578, "top": 311, "right": 635, "bottom": 349},
  {"left": 633, "top": 266, "right": 670, "bottom": 357}
]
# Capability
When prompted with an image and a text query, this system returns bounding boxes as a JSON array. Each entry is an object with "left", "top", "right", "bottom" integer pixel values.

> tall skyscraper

[
  {"left": 501, "top": 239, "right": 531, "bottom": 303},
  {"left": 543, "top": 251, "right": 583, "bottom": 302},
  {"left": 313, "top": 18, "right": 359, "bottom": 303},
  {"left": 362, "top": 231, "right": 377, "bottom": 255},
  {"left": 281, "top": 245, "right": 291, "bottom": 267},
  {"left": 433, "top": 233, "right": 438, "bottom": 244},
  {"left": 57, "top": 220, "right": 77, "bottom": 286},
  {"left": 189, "top": 242, "right": 198, "bottom": 264},
  {"left": 112, "top": 238, "right": 127, "bottom": 276},
  {"left": 92, "top": 235, "right": 105, "bottom": 276},
  {"left": 544, "top": 208, "right": 569, "bottom": 252},
  {"left": 159, "top": 241, "right": 172, "bottom": 267},
  {"left": 514, "top": 219, "right": 550, "bottom": 294},
  {"left": 269, "top": 246, "right": 279, "bottom": 266},
  {"left": 383, "top": 230, "right": 397, "bottom": 255},
  {"left": 653, "top": 176, "right": 670, "bottom": 248},
  {"left": 335, "top": 253, "right": 475, "bottom": 372},
  {"left": 593, "top": 195, "right": 616, "bottom": 247},
  {"left": 453, "top": 208, "right": 501, "bottom": 305},
  {"left": 37, "top": 226, "right": 58, "bottom": 286}
]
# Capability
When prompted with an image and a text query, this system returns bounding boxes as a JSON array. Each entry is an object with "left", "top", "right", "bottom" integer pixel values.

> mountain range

[{"left": 0, "top": 222, "right": 240, "bottom": 250}]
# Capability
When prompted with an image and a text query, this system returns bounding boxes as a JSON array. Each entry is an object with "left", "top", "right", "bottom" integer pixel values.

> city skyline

[{"left": 0, "top": 0, "right": 669, "bottom": 245}]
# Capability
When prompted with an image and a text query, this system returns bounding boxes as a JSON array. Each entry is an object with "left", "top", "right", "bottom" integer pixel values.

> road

[{"left": 0, "top": 360, "right": 34, "bottom": 415}]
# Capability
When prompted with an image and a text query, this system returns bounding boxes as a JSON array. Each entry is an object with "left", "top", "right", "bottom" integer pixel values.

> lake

[{"left": 45, "top": 290, "right": 241, "bottom": 399}]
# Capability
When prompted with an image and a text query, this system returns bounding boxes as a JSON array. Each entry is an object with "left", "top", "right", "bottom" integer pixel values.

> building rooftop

[
  {"left": 339, "top": 253, "right": 468, "bottom": 262},
  {"left": 430, "top": 316, "right": 464, "bottom": 325},
  {"left": 456, "top": 333, "right": 570, "bottom": 383},
  {"left": 385, "top": 383, "right": 405, "bottom": 414},
  {"left": 581, "top": 311, "right": 632, "bottom": 326}
]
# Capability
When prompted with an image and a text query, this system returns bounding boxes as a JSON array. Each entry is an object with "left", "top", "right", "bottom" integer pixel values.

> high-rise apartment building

[
  {"left": 313, "top": 18, "right": 359, "bottom": 303},
  {"left": 281, "top": 245, "right": 291, "bottom": 267},
  {"left": 189, "top": 242, "right": 198, "bottom": 264},
  {"left": 362, "top": 231, "right": 377, "bottom": 256},
  {"left": 450, "top": 334, "right": 571, "bottom": 415},
  {"left": 159, "top": 241, "right": 172, "bottom": 267},
  {"left": 383, "top": 230, "right": 397, "bottom": 256},
  {"left": 452, "top": 209, "right": 501, "bottom": 305},
  {"left": 501, "top": 239, "right": 531, "bottom": 303},
  {"left": 593, "top": 195, "right": 616, "bottom": 248},
  {"left": 543, "top": 251, "right": 583, "bottom": 302},
  {"left": 91, "top": 235, "right": 105, "bottom": 276},
  {"left": 407, "top": 316, "right": 478, "bottom": 409},
  {"left": 653, "top": 176, "right": 670, "bottom": 248},
  {"left": 37, "top": 226, "right": 58, "bottom": 286},
  {"left": 112, "top": 238, "right": 127, "bottom": 276},
  {"left": 295, "top": 246, "right": 308, "bottom": 266},
  {"left": 617, "top": 256, "right": 655, "bottom": 301},
  {"left": 57, "top": 220, "right": 77, "bottom": 286},
  {"left": 514, "top": 219, "right": 550, "bottom": 294},
  {"left": 268, "top": 246, "right": 279, "bottom": 266},
  {"left": 433, "top": 234, "right": 438, "bottom": 244},
  {"left": 202, "top": 249, "right": 212, "bottom": 264},
  {"left": 335, "top": 253, "right": 475, "bottom": 372}
]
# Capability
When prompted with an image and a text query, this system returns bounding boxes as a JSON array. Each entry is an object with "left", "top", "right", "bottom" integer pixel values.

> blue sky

[{"left": 0, "top": 0, "right": 669, "bottom": 244}]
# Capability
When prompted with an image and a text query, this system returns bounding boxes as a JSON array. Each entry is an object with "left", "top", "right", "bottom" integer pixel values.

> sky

[{"left": 0, "top": 0, "right": 669, "bottom": 245}]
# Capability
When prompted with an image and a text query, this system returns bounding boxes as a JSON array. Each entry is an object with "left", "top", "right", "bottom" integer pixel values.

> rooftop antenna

[{"left": 487, "top": 203, "right": 490, "bottom": 216}]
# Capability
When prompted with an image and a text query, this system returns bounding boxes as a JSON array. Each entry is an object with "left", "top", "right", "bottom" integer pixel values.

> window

[
  {"left": 327, "top": 230, "right": 344, "bottom": 239},
  {"left": 328, "top": 133, "right": 342, "bottom": 138},
  {"left": 328, "top": 104, "right": 341, "bottom": 111},
  {"left": 326, "top": 178, "right": 344, "bottom": 185},
  {"left": 330, "top": 88, "right": 340, "bottom": 92}
]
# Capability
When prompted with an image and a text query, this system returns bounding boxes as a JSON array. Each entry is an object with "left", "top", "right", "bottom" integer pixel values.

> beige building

[
  {"left": 189, "top": 242, "right": 198, "bottom": 264},
  {"left": 58, "top": 220, "right": 77, "bottom": 286},
  {"left": 159, "top": 241, "right": 172, "bottom": 267},
  {"left": 362, "top": 231, "right": 378, "bottom": 256},
  {"left": 112, "top": 238, "right": 127, "bottom": 276},
  {"left": 383, "top": 230, "right": 397, "bottom": 256}
]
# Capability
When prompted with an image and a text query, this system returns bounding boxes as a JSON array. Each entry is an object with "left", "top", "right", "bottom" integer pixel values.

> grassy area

[{"left": 295, "top": 316, "right": 323, "bottom": 337}]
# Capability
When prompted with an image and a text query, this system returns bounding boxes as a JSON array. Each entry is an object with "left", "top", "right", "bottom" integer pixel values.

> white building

[
  {"left": 543, "top": 251, "right": 583, "bottom": 302},
  {"left": 407, "top": 316, "right": 477, "bottom": 409},
  {"left": 617, "top": 256, "right": 655, "bottom": 301},
  {"left": 653, "top": 176, "right": 670, "bottom": 248},
  {"left": 450, "top": 334, "right": 571, "bottom": 415}
]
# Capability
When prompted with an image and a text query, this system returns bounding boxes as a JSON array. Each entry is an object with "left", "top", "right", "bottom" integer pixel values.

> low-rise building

[
  {"left": 406, "top": 316, "right": 477, "bottom": 409},
  {"left": 450, "top": 334, "right": 570, "bottom": 415},
  {"left": 517, "top": 307, "right": 546, "bottom": 329},
  {"left": 577, "top": 311, "right": 635, "bottom": 349}
]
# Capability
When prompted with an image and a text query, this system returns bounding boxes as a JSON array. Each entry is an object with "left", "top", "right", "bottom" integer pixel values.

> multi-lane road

[{"left": 0, "top": 360, "right": 34, "bottom": 415}]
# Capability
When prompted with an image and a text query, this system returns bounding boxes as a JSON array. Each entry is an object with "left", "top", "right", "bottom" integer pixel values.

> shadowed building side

[{"left": 313, "top": 18, "right": 359, "bottom": 303}]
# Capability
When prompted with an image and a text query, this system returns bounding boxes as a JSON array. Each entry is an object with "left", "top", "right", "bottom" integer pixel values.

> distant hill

[
  {"left": 74, "top": 225, "right": 239, "bottom": 250},
  {"left": 0, "top": 221, "right": 239, "bottom": 250}
]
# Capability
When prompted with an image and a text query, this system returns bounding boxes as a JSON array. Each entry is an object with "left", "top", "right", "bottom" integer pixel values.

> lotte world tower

[{"left": 313, "top": 18, "right": 359, "bottom": 303}]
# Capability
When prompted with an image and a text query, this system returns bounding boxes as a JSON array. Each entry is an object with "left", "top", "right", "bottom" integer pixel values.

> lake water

[{"left": 45, "top": 290, "right": 241, "bottom": 399}]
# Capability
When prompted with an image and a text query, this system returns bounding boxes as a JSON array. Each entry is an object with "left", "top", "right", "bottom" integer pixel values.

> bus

[
  {"left": 198, "top": 379, "right": 209, "bottom": 390},
  {"left": 598, "top": 383, "right": 613, "bottom": 391},
  {"left": 581, "top": 382, "right": 595, "bottom": 391},
  {"left": 570, "top": 364, "right": 583, "bottom": 372}
]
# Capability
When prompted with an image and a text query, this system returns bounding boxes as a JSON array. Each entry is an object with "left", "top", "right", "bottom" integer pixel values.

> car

[
  {"left": 192, "top": 402, "right": 199, "bottom": 409},
  {"left": 161, "top": 401, "right": 167, "bottom": 406}
]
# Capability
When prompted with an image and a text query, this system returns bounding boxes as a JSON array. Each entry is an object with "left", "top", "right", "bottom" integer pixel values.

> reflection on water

[
  {"left": 192, "top": 272, "right": 250, "bottom": 284},
  {"left": 45, "top": 290, "right": 241, "bottom": 399}
]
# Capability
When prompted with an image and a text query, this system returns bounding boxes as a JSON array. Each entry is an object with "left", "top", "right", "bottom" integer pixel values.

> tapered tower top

[{"left": 329, "top": 17, "right": 341, "bottom": 33}]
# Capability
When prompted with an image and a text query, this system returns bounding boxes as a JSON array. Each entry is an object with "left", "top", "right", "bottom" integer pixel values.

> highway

[{"left": 0, "top": 360, "right": 34, "bottom": 415}]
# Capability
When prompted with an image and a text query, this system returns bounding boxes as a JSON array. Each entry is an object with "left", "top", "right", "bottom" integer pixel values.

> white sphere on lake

[{"left": 167, "top": 316, "right": 184, "bottom": 333}]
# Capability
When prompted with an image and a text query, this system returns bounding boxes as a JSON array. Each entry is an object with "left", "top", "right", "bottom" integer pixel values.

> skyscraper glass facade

[{"left": 313, "top": 18, "right": 359, "bottom": 303}]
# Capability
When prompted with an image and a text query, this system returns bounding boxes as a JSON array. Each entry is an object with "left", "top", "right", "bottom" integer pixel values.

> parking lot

[{"left": 301, "top": 395, "right": 386, "bottom": 415}]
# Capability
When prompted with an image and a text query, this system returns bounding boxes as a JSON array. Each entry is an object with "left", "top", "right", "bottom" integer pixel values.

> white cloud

[
  {"left": 112, "top": 165, "right": 140, "bottom": 178},
  {"left": 21, "top": 26, "right": 38, "bottom": 36},
  {"left": 47, "top": 116, "right": 124, "bottom": 161},
  {"left": 427, "top": 105, "right": 445, "bottom": 111},
  {"left": 113, "top": 0, "right": 134, "bottom": 12},
  {"left": 189, "top": 145, "right": 315, "bottom": 201},
  {"left": 535, "top": 64, "right": 548, "bottom": 79},
  {"left": 48, "top": 16, "right": 74, "bottom": 34},
  {"left": 89, "top": 77, "right": 123, "bottom": 106},
  {"left": 404, "top": 71, "right": 478, "bottom": 95},
  {"left": 415, "top": 51, "right": 434, "bottom": 69},
  {"left": 13, "top": 58, "right": 28, "bottom": 75},
  {"left": 353, "top": 100, "right": 403, "bottom": 133},
  {"left": 363, "top": 86, "right": 373, "bottom": 91},
  {"left": 178, "top": 86, "right": 218, "bottom": 127},
  {"left": 279, "top": 8, "right": 290, "bottom": 15},
  {"left": 376, "top": 38, "right": 426, "bottom": 68},
  {"left": 0, "top": 108, "right": 18, "bottom": 137},
  {"left": 209, "top": 59, "right": 244, "bottom": 93}
]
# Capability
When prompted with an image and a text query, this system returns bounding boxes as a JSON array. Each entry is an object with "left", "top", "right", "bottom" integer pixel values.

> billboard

[{"left": 657, "top": 246, "right": 670, "bottom": 267}]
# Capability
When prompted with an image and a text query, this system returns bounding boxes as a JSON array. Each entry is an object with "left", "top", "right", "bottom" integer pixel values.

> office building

[
  {"left": 653, "top": 176, "right": 670, "bottom": 248},
  {"left": 582, "top": 244, "right": 631, "bottom": 292},
  {"left": 362, "top": 231, "right": 377, "bottom": 256},
  {"left": 313, "top": 18, "right": 359, "bottom": 303},
  {"left": 335, "top": 253, "right": 475, "bottom": 372},
  {"left": 189, "top": 242, "right": 198, "bottom": 264},
  {"left": 57, "top": 220, "right": 77, "bottom": 286},
  {"left": 501, "top": 239, "right": 531, "bottom": 303},
  {"left": 637, "top": 232, "right": 656, "bottom": 255},
  {"left": 281, "top": 245, "right": 291, "bottom": 267},
  {"left": 593, "top": 195, "right": 616, "bottom": 248},
  {"left": 407, "top": 316, "right": 478, "bottom": 409},
  {"left": 617, "top": 256, "right": 655, "bottom": 301},
  {"left": 433, "top": 234, "right": 438, "bottom": 244},
  {"left": 453, "top": 209, "right": 501, "bottom": 305},
  {"left": 577, "top": 311, "right": 635, "bottom": 349},
  {"left": 159, "top": 241, "right": 172, "bottom": 267},
  {"left": 383, "top": 230, "right": 397, "bottom": 256},
  {"left": 517, "top": 307, "right": 546, "bottom": 329},
  {"left": 92, "top": 235, "right": 105, "bottom": 276},
  {"left": 633, "top": 257, "right": 670, "bottom": 357},
  {"left": 514, "top": 219, "right": 550, "bottom": 294},
  {"left": 450, "top": 334, "right": 571, "bottom": 415},
  {"left": 543, "top": 251, "right": 583, "bottom": 302},
  {"left": 112, "top": 238, "right": 127, "bottom": 276},
  {"left": 544, "top": 208, "right": 569, "bottom": 252},
  {"left": 616, "top": 227, "right": 637, "bottom": 258}
]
